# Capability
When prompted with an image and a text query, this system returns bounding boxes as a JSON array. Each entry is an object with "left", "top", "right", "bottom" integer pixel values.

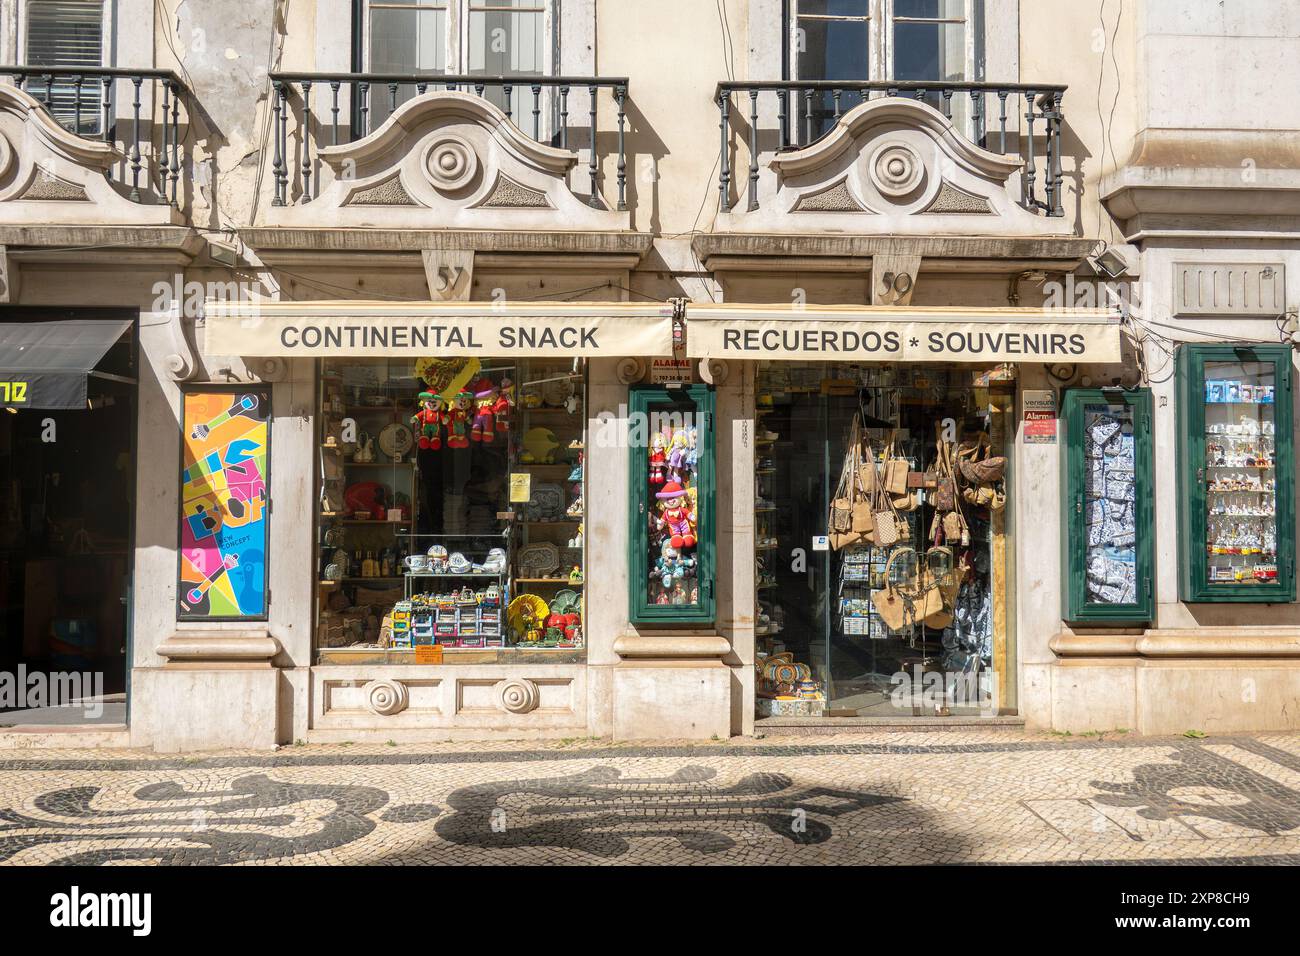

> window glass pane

[
  {"left": 469, "top": 1, "right": 545, "bottom": 118},
  {"left": 1082, "top": 403, "right": 1138, "bottom": 606},
  {"left": 1203, "top": 362, "right": 1279, "bottom": 586},
  {"left": 646, "top": 406, "right": 704, "bottom": 610},
  {"left": 894, "top": 0, "right": 962, "bottom": 18},
  {"left": 368, "top": 5, "right": 446, "bottom": 124},
  {"left": 801, "top": 0, "right": 870, "bottom": 16},
  {"left": 316, "top": 356, "right": 588, "bottom": 657},
  {"left": 893, "top": 21, "right": 966, "bottom": 82},
  {"left": 796, "top": 2, "right": 868, "bottom": 140},
  {"left": 25, "top": 0, "right": 104, "bottom": 136},
  {"left": 797, "top": 16, "right": 868, "bottom": 80}
]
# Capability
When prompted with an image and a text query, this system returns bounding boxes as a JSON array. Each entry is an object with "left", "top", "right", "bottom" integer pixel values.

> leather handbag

[{"left": 957, "top": 433, "right": 1006, "bottom": 485}]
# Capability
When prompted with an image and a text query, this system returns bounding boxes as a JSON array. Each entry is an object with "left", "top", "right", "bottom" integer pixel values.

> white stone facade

[{"left": 0, "top": 0, "right": 1297, "bottom": 750}]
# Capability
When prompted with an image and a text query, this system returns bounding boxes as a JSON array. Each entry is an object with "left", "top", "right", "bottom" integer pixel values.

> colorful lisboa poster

[{"left": 178, "top": 388, "right": 271, "bottom": 620}]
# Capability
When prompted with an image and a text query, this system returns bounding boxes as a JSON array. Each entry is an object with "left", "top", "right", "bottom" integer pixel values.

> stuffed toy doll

[
  {"left": 654, "top": 480, "right": 697, "bottom": 550},
  {"left": 493, "top": 377, "right": 514, "bottom": 435},
  {"left": 411, "top": 391, "right": 443, "bottom": 450},
  {"left": 470, "top": 378, "right": 500, "bottom": 443},
  {"left": 445, "top": 390, "right": 474, "bottom": 448},
  {"left": 666, "top": 429, "right": 690, "bottom": 484},
  {"left": 648, "top": 433, "right": 667, "bottom": 486}
]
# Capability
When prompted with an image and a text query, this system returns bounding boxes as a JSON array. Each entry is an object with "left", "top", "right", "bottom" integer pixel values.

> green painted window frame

[
  {"left": 1176, "top": 343, "right": 1296, "bottom": 603},
  {"left": 627, "top": 384, "right": 716, "bottom": 624},
  {"left": 1060, "top": 387, "right": 1155, "bottom": 623}
]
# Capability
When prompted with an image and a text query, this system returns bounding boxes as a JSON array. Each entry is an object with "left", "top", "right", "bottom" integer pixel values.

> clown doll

[
  {"left": 411, "top": 391, "right": 443, "bottom": 450},
  {"left": 469, "top": 378, "right": 499, "bottom": 443},
  {"left": 493, "top": 377, "right": 514, "bottom": 435},
  {"left": 654, "top": 480, "right": 697, "bottom": 550},
  {"left": 445, "top": 390, "right": 474, "bottom": 448}
]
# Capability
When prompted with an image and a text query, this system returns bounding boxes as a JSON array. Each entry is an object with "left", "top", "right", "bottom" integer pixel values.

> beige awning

[
  {"left": 204, "top": 300, "right": 676, "bottom": 358},
  {"left": 685, "top": 304, "right": 1122, "bottom": 363}
]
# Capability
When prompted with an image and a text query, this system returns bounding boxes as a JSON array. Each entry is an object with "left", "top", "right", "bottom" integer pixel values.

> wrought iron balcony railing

[
  {"left": 715, "top": 80, "right": 1067, "bottom": 217},
  {"left": 4, "top": 65, "right": 189, "bottom": 208},
  {"left": 266, "top": 72, "right": 629, "bottom": 210}
]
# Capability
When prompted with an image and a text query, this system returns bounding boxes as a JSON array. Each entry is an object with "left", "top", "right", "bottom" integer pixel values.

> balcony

[
  {"left": 0, "top": 66, "right": 191, "bottom": 224},
  {"left": 715, "top": 79, "right": 1066, "bottom": 218},
  {"left": 697, "top": 79, "right": 1087, "bottom": 283},
  {"left": 263, "top": 72, "right": 630, "bottom": 214}
]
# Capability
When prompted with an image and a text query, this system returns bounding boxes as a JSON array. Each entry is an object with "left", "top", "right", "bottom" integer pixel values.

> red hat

[
  {"left": 472, "top": 377, "right": 497, "bottom": 398},
  {"left": 655, "top": 481, "right": 687, "bottom": 500}
]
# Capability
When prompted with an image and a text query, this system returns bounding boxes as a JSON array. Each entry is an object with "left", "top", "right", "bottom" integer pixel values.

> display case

[
  {"left": 1060, "top": 387, "right": 1154, "bottom": 623},
  {"left": 628, "top": 384, "right": 715, "bottom": 624},
  {"left": 1177, "top": 344, "right": 1295, "bottom": 603}
]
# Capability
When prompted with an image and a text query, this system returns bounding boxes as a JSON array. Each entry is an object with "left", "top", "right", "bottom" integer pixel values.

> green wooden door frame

[
  {"left": 1176, "top": 343, "right": 1296, "bottom": 603},
  {"left": 628, "top": 384, "right": 716, "bottom": 624},
  {"left": 1060, "top": 387, "right": 1155, "bottom": 623}
]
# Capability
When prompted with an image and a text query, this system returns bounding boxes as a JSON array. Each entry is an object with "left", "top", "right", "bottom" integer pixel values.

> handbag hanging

[
  {"left": 872, "top": 546, "right": 918, "bottom": 632},
  {"left": 870, "top": 462, "right": 900, "bottom": 546},
  {"left": 919, "top": 546, "right": 960, "bottom": 628},
  {"left": 883, "top": 432, "right": 910, "bottom": 496},
  {"left": 828, "top": 423, "right": 855, "bottom": 534}
]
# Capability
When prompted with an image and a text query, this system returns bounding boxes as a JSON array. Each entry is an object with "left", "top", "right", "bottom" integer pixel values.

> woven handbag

[{"left": 872, "top": 547, "right": 917, "bottom": 631}]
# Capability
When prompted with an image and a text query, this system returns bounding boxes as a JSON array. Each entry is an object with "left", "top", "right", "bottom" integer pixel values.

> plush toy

[
  {"left": 411, "top": 391, "right": 444, "bottom": 450},
  {"left": 445, "top": 390, "right": 474, "bottom": 448},
  {"left": 493, "top": 377, "right": 514, "bottom": 434},
  {"left": 666, "top": 429, "right": 690, "bottom": 483},
  {"left": 648, "top": 433, "right": 667, "bottom": 486},
  {"left": 470, "top": 377, "right": 499, "bottom": 443},
  {"left": 654, "top": 481, "right": 697, "bottom": 550},
  {"left": 653, "top": 538, "right": 695, "bottom": 590},
  {"left": 521, "top": 427, "right": 559, "bottom": 464}
]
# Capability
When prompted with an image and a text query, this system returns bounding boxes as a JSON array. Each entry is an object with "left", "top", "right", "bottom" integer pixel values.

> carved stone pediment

[
  {"left": 0, "top": 85, "right": 180, "bottom": 225},
  {"left": 717, "top": 97, "right": 1067, "bottom": 237},
  {"left": 271, "top": 91, "right": 627, "bottom": 231}
]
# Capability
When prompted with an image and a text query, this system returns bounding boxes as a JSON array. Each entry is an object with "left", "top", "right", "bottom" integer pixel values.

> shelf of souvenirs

[
  {"left": 1206, "top": 463, "right": 1274, "bottom": 469},
  {"left": 756, "top": 537, "right": 779, "bottom": 551},
  {"left": 1205, "top": 432, "right": 1275, "bottom": 440},
  {"left": 1207, "top": 545, "right": 1276, "bottom": 556},
  {"left": 517, "top": 576, "right": 584, "bottom": 586},
  {"left": 1208, "top": 510, "right": 1276, "bottom": 518}
]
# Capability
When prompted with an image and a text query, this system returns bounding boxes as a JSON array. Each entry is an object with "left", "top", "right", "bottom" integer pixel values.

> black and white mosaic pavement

[{"left": 1, "top": 732, "right": 1299, "bottom": 864}]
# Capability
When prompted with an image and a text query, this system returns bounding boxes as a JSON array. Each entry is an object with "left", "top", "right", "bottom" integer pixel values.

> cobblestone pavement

[{"left": 1, "top": 730, "right": 1299, "bottom": 865}]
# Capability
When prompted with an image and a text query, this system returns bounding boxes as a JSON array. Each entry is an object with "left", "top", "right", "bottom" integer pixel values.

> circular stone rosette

[
  {"left": 869, "top": 140, "right": 925, "bottom": 198},
  {"left": 423, "top": 134, "right": 478, "bottom": 192},
  {"left": 497, "top": 678, "right": 540, "bottom": 715},
  {"left": 363, "top": 678, "right": 409, "bottom": 716}
]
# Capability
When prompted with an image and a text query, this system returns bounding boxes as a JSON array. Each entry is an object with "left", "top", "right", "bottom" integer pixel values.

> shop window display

[
  {"left": 1060, "top": 388, "right": 1154, "bottom": 623},
  {"left": 1177, "top": 345, "right": 1295, "bottom": 603},
  {"left": 754, "top": 364, "right": 1008, "bottom": 718},
  {"left": 628, "top": 385, "right": 715, "bottom": 624},
  {"left": 315, "top": 357, "right": 586, "bottom": 660}
]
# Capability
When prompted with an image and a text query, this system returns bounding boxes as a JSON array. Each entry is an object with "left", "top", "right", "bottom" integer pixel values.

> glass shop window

[{"left": 315, "top": 356, "right": 586, "bottom": 661}]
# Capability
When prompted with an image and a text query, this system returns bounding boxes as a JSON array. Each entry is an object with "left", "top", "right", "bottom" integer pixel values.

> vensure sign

[
  {"left": 204, "top": 301, "right": 676, "bottom": 358},
  {"left": 686, "top": 305, "right": 1122, "bottom": 364}
]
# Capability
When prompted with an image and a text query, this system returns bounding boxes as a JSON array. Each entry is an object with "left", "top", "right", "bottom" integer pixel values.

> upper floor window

[
  {"left": 790, "top": 0, "right": 980, "bottom": 136},
  {"left": 791, "top": 0, "right": 975, "bottom": 83},
  {"left": 362, "top": 0, "right": 552, "bottom": 123},
  {"left": 21, "top": 0, "right": 108, "bottom": 135}
]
